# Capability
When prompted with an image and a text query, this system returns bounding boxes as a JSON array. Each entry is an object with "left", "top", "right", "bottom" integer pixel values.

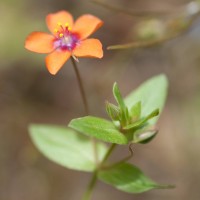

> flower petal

[
  {"left": 72, "top": 15, "right": 103, "bottom": 39},
  {"left": 73, "top": 39, "right": 103, "bottom": 58},
  {"left": 25, "top": 32, "right": 55, "bottom": 53},
  {"left": 46, "top": 10, "right": 74, "bottom": 34},
  {"left": 45, "top": 50, "right": 71, "bottom": 75}
]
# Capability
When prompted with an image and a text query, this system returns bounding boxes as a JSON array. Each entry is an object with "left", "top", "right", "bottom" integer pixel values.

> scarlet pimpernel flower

[{"left": 25, "top": 10, "right": 103, "bottom": 75}]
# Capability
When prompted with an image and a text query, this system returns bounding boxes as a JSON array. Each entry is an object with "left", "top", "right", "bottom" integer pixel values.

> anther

[
  {"left": 59, "top": 33, "right": 64, "bottom": 37},
  {"left": 54, "top": 29, "right": 58, "bottom": 33},
  {"left": 57, "top": 22, "right": 62, "bottom": 26}
]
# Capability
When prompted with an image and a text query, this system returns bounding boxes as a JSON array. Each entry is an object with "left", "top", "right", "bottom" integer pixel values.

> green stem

[
  {"left": 71, "top": 57, "right": 89, "bottom": 115},
  {"left": 100, "top": 143, "right": 133, "bottom": 170},
  {"left": 82, "top": 171, "right": 98, "bottom": 200},
  {"left": 82, "top": 143, "right": 117, "bottom": 200},
  {"left": 70, "top": 58, "right": 117, "bottom": 200},
  {"left": 100, "top": 143, "right": 116, "bottom": 165},
  {"left": 70, "top": 57, "right": 99, "bottom": 164}
]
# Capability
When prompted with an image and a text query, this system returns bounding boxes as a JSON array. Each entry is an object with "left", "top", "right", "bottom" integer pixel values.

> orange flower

[{"left": 25, "top": 10, "right": 103, "bottom": 75}]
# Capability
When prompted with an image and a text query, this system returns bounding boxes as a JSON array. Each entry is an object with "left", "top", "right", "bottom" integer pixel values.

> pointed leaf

[
  {"left": 130, "top": 101, "right": 142, "bottom": 121},
  {"left": 125, "top": 74, "right": 168, "bottom": 125},
  {"left": 69, "top": 116, "right": 128, "bottom": 144},
  {"left": 145, "top": 108, "right": 159, "bottom": 120},
  {"left": 113, "top": 83, "right": 129, "bottom": 124},
  {"left": 98, "top": 162, "right": 173, "bottom": 193},
  {"left": 106, "top": 101, "right": 120, "bottom": 121},
  {"left": 123, "top": 118, "right": 145, "bottom": 131},
  {"left": 113, "top": 82, "right": 126, "bottom": 111},
  {"left": 29, "top": 124, "right": 107, "bottom": 172},
  {"left": 123, "top": 109, "right": 159, "bottom": 130}
]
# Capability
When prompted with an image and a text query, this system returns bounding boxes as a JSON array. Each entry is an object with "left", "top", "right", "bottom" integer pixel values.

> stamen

[
  {"left": 64, "top": 22, "right": 71, "bottom": 32},
  {"left": 57, "top": 22, "right": 62, "bottom": 26},
  {"left": 59, "top": 33, "right": 64, "bottom": 38},
  {"left": 53, "top": 22, "right": 79, "bottom": 51},
  {"left": 57, "top": 22, "right": 65, "bottom": 31}
]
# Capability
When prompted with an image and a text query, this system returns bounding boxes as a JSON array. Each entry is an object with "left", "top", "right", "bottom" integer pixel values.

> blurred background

[{"left": 1, "top": 0, "right": 200, "bottom": 199}]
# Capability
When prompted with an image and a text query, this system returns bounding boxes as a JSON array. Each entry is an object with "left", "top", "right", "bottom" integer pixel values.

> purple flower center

[{"left": 53, "top": 23, "right": 80, "bottom": 51}]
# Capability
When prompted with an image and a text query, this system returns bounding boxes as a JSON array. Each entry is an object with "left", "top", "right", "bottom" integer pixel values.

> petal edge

[
  {"left": 45, "top": 50, "right": 71, "bottom": 75},
  {"left": 25, "top": 32, "right": 55, "bottom": 53},
  {"left": 73, "top": 14, "right": 103, "bottom": 39},
  {"left": 73, "top": 39, "right": 103, "bottom": 58},
  {"left": 46, "top": 10, "right": 74, "bottom": 35}
]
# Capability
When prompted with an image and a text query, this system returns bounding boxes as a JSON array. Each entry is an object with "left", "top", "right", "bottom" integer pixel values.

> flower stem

[
  {"left": 70, "top": 57, "right": 99, "bottom": 164},
  {"left": 70, "top": 57, "right": 89, "bottom": 115},
  {"left": 82, "top": 143, "right": 116, "bottom": 200},
  {"left": 70, "top": 58, "right": 117, "bottom": 200},
  {"left": 82, "top": 171, "right": 98, "bottom": 200},
  {"left": 100, "top": 143, "right": 116, "bottom": 165}
]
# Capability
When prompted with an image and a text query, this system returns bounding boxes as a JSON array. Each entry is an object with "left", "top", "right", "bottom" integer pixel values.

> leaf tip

[
  {"left": 156, "top": 184, "right": 176, "bottom": 189},
  {"left": 28, "top": 124, "right": 37, "bottom": 136},
  {"left": 157, "top": 74, "right": 169, "bottom": 87}
]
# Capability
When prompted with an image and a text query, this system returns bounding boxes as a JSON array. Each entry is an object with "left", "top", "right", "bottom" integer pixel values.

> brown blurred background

[{"left": 1, "top": 0, "right": 200, "bottom": 199}]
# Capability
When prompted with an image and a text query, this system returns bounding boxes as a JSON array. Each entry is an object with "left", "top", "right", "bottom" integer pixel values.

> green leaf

[
  {"left": 145, "top": 108, "right": 159, "bottom": 120},
  {"left": 123, "top": 118, "right": 145, "bottom": 131},
  {"left": 69, "top": 116, "right": 128, "bottom": 144},
  {"left": 113, "top": 83, "right": 129, "bottom": 124},
  {"left": 106, "top": 101, "right": 120, "bottom": 121},
  {"left": 123, "top": 109, "right": 159, "bottom": 131},
  {"left": 130, "top": 101, "right": 141, "bottom": 121},
  {"left": 113, "top": 82, "right": 126, "bottom": 111},
  {"left": 98, "top": 162, "right": 172, "bottom": 193},
  {"left": 125, "top": 74, "right": 168, "bottom": 125},
  {"left": 29, "top": 124, "right": 107, "bottom": 172}
]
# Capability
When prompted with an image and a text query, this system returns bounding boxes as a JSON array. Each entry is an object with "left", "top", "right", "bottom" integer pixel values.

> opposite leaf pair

[{"left": 29, "top": 74, "right": 171, "bottom": 194}]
